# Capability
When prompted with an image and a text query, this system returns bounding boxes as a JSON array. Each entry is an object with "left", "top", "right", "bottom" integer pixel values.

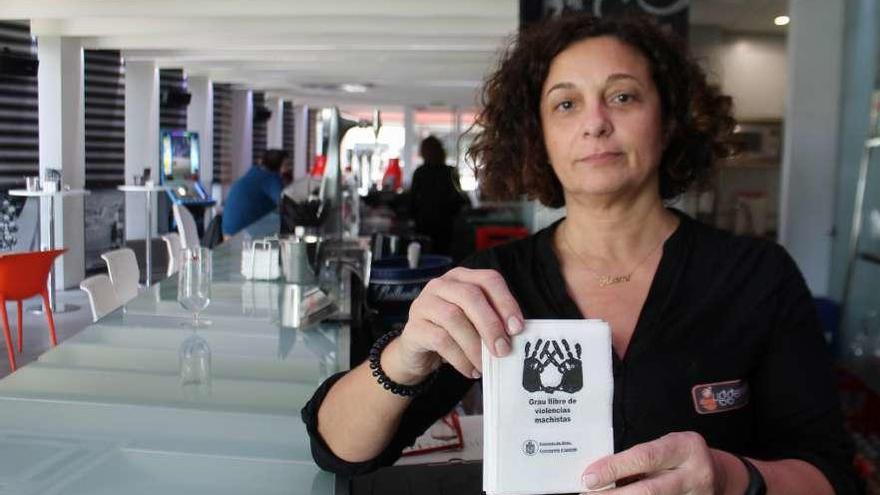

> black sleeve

[
  {"left": 751, "top": 246, "right": 861, "bottom": 494},
  {"left": 299, "top": 250, "right": 497, "bottom": 476},
  {"left": 300, "top": 365, "right": 476, "bottom": 476}
]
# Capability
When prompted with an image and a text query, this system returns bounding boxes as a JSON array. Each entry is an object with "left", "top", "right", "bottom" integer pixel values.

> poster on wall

[{"left": 520, "top": 0, "right": 690, "bottom": 39}]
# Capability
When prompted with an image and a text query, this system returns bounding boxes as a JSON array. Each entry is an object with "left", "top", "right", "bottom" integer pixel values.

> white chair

[
  {"left": 12, "top": 197, "right": 39, "bottom": 252},
  {"left": 173, "top": 203, "right": 200, "bottom": 251},
  {"left": 79, "top": 274, "right": 120, "bottom": 321},
  {"left": 100, "top": 248, "right": 140, "bottom": 304},
  {"left": 161, "top": 232, "right": 183, "bottom": 277}
]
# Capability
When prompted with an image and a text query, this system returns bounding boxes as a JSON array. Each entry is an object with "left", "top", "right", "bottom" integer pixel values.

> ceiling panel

[{"left": 6, "top": 0, "right": 789, "bottom": 108}]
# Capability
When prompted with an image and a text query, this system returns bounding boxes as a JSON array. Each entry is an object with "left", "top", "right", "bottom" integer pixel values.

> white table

[
  {"left": 9, "top": 188, "right": 90, "bottom": 313},
  {"left": 0, "top": 213, "right": 350, "bottom": 494},
  {"left": 117, "top": 185, "right": 170, "bottom": 286}
]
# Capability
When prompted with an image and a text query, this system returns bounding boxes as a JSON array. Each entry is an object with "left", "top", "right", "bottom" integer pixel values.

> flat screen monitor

[
  {"left": 160, "top": 130, "right": 200, "bottom": 182},
  {"left": 160, "top": 130, "right": 211, "bottom": 203}
]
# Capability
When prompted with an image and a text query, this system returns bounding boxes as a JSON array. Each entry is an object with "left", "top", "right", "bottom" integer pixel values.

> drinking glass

[{"left": 178, "top": 247, "right": 212, "bottom": 327}]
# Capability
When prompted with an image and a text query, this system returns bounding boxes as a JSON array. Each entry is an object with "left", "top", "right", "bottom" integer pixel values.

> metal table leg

[
  {"left": 145, "top": 191, "right": 153, "bottom": 286},
  {"left": 30, "top": 192, "right": 79, "bottom": 315}
]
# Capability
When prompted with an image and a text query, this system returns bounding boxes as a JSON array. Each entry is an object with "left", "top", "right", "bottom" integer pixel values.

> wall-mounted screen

[{"left": 160, "top": 130, "right": 200, "bottom": 182}]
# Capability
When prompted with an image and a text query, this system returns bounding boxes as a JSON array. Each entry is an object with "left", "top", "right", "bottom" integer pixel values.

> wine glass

[
  {"left": 178, "top": 247, "right": 212, "bottom": 327},
  {"left": 178, "top": 247, "right": 212, "bottom": 394}
]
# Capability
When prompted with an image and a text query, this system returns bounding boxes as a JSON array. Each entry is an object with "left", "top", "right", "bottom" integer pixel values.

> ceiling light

[
  {"left": 774, "top": 15, "right": 790, "bottom": 26},
  {"left": 300, "top": 82, "right": 374, "bottom": 94},
  {"left": 340, "top": 83, "right": 369, "bottom": 94}
]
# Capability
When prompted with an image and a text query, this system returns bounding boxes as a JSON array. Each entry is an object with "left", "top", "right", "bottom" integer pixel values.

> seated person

[
  {"left": 302, "top": 13, "right": 859, "bottom": 495},
  {"left": 222, "top": 149, "right": 290, "bottom": 236}
]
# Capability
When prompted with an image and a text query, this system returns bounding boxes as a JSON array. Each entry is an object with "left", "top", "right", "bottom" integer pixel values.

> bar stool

[
  {"left": 0, "top": 249, "right": 65, "bottom": 371},
  {"left": 475, "top": 225, "right": 529, "bottom": 251}
]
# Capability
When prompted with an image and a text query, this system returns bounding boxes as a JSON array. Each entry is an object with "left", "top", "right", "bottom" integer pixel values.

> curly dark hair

[{"left": 467, "top": 14, "right": 736, "bottom": 207}]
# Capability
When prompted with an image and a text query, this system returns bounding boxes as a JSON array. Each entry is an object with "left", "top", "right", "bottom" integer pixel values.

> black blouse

[{"left": 302, "top": 211, "right": 859, "bottom": 494}]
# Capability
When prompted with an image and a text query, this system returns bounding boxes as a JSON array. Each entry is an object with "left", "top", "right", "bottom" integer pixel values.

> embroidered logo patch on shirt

[{"left": 691, "top": 380, "right": 749, "bottom": 414}]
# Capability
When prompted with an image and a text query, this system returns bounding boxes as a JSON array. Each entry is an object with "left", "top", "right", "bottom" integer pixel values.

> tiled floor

[{"left": 0, "top": 289, "right": 93, "bottom": 379}]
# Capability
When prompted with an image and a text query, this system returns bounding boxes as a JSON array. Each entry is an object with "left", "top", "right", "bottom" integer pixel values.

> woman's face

[{"left": 540, "top": 36, "right": 665, "bottom": 202}]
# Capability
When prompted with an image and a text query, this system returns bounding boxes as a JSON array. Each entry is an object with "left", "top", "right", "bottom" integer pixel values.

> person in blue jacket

[{"left": 222, "top": 149, "right": 290, "bottom": 236}]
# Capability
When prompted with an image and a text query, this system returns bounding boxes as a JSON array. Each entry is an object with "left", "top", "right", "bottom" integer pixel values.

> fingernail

[
  {"left": 494, "top": 337, "right": 511, "bottom": 357},
  {"left": 507, "top": 316, "right": 523, "bottom": 335},
  {"left": 582, "top": 473, "right": 599, "bottom": 489},
  {"left": 471, "top": 370, "right": 482, "bottom": 379}
]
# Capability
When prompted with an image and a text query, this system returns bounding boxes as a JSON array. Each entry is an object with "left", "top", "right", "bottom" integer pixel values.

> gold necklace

[{"left": 560, "top": 221, "right": 668, "bottom": 288}]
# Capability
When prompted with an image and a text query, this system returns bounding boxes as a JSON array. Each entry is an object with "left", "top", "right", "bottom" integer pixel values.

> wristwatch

[{"left": 737, "top": 455, "right": 767, "bottom": 495}]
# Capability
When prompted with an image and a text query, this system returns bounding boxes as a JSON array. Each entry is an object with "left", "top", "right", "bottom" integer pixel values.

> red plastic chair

[
  {"left": 0, "top": 249, "right": 66, "bottom": 371},
  {"left": 475, "top": 225, "right": 529, "bottom": 251}
]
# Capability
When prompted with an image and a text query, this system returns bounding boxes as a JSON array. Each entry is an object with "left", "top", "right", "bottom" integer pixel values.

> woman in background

[{"left": 408, "top": 135, "right": 469, "bottom": 256}]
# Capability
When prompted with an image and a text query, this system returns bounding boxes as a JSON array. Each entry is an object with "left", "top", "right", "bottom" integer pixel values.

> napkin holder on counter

[{"left": 241, "top": 237, "right": 281, "bottom": 280}]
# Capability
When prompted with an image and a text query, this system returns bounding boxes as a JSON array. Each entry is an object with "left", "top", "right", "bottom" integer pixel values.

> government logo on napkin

[{"left": 482, "top": 320, "right": 614, "bottom": 495}]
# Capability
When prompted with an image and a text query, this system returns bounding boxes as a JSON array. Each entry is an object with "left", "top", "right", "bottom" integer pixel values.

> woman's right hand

[{"left": 381, "top": 267, "right": 525, "bottom": 385}]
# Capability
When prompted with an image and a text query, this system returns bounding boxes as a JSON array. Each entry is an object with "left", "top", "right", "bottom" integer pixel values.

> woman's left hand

[{"left": 581, "top": 431, "right": 724, "bottom": 494}]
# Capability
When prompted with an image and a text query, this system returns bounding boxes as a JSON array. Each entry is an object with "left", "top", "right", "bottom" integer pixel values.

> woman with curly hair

[{"left": 303, "top": 13, "right": 858, "bottom": 494}]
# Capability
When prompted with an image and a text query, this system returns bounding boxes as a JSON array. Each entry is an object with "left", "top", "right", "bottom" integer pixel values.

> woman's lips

[{"left": 575, "top": 151, "right": 624, "bottom": 164}]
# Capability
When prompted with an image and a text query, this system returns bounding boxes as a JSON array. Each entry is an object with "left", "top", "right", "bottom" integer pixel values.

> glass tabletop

[{"left": 0, "top": 212, "right": 349, "bottom": 495}]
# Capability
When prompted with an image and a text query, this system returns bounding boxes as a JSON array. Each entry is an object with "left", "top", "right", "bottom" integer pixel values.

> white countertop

[
  {"left": 117, "top": 184, "right": 171, "bottom": 193},
  {"left": 9, "top": 188, "right": 90, "bottom": 198}
]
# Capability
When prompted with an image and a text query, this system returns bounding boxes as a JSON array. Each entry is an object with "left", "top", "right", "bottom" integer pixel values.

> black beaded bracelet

[
  {"left": 368, "top": 330, "right": 437, "bottom": 397},
  {"left": 736, "top": 455, "right": 767, "bottom": 495}
]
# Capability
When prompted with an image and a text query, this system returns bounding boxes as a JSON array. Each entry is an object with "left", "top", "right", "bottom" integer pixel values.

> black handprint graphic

[
  {"left": 557, "top": 340, "right": 583, "bottom": 393},
  {"left": 522, "top": 339, "right": 546, "bottom": 393},
  {"left": 521, "top": 338, "right": 584, "bottom": 394}
]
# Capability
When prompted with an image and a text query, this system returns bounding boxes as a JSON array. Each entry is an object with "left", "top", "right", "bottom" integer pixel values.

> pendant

[{"left": 598, "top": 274, "right": 631, "bottom": 287}]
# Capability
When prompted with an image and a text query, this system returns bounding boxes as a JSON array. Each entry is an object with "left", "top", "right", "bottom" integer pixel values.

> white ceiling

[{"left": 1, "top": 0, "right": 788, "bottom": 109}]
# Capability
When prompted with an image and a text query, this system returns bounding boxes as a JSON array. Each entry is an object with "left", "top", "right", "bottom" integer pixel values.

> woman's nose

[{"left": 581, "top": 102, "right": 612, "bottom": 138}]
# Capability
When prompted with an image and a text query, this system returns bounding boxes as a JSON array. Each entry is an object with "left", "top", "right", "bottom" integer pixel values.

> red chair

[
  {"left": 475, "top": 225, "right": 530, "bottom": 251},
  {"left": 0, "top": 249, "right": 66, "bottom": 371}
]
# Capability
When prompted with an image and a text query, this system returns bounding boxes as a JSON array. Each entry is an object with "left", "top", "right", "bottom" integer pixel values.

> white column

[
  {"left": 293, "top": 104, "right": 309, "bottom": 181},
  {"left": 124, "top": 60, "right": 160, "bottom": 240},
  {"left": 230, "top": 89, "right": 253, "bottom": 189},
  {"left": 402, "top": 106, "right": 416, "bottom": 188},
  {"left": 266, "top": 96, "right": 283, "bottom": 149},
  {"left": 187, "top": 76, "right": 213, "bottom": 192},
  {"left": 37, "top": 36, "right": 85, "bottom": 289},
  {"left": 779, "top": 0, "right": 845, "bottom": 296},
  {"left": 187, "top": 76, "right": 214, "bottom": 224}
]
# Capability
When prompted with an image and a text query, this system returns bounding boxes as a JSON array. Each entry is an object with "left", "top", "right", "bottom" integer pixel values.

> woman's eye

[
  {"left": 611, "top": 93, "right": 635, "bottom": 104},
  {"left": 555, "top": 100, "right": 574, "bottom": 112}
]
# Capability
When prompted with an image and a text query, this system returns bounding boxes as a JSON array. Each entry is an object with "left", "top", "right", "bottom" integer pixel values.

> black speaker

[
  {"left": 0, "top": 49, "right": 38, "bottom": 77},
  {"left": 254, "top": 105, "right": 272, "bottom": 122},
  {"left": 160, "top": 88, "right": 192, "bottom": 107}
]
